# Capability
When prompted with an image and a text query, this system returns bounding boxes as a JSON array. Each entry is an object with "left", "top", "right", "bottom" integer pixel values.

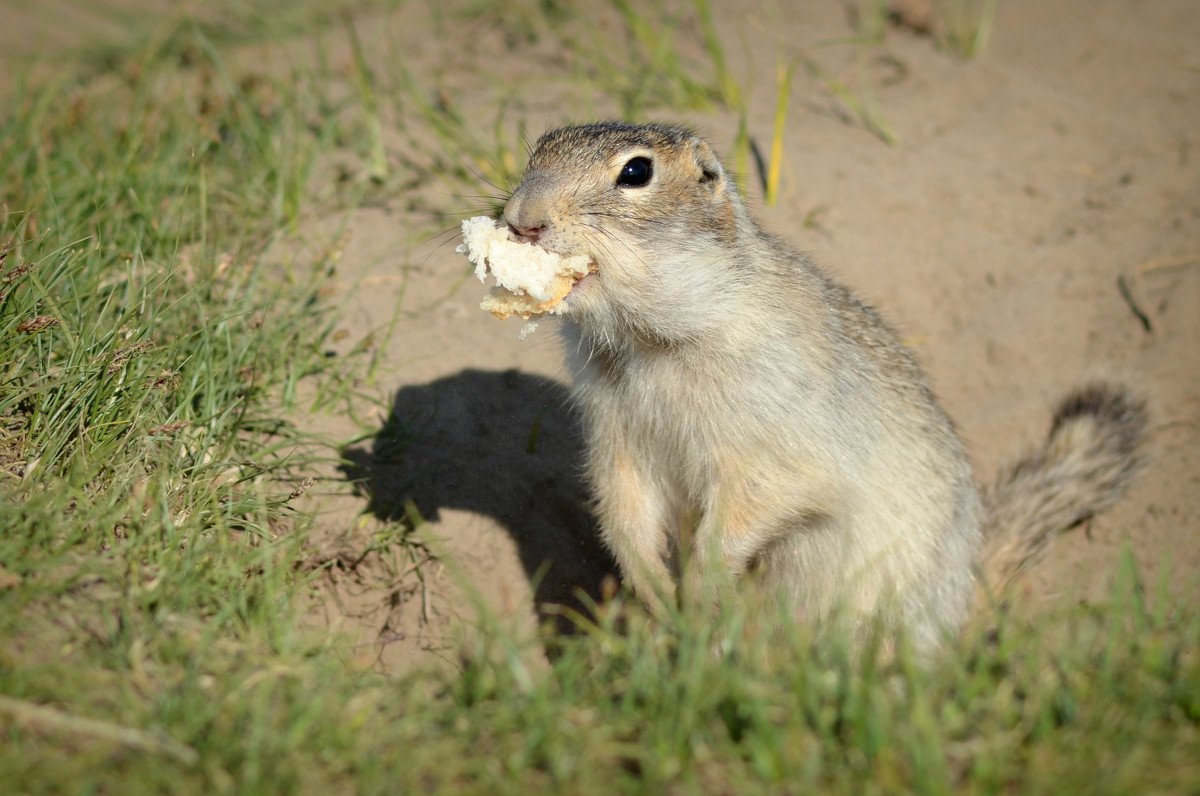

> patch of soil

[
  {"left": 306, "top": 0, "right": 1197, "bottom": 673},
  {"left": 300, "top": 0, "right": 1197, "bottom": 674}
]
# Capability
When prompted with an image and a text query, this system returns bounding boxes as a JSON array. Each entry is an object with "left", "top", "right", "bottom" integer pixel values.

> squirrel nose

[
  {"left": 503, "top": 175, "right": 555, "bottom": 243},
  {"left": 508, "top": 222, "right": 543, "bottom": 243}
]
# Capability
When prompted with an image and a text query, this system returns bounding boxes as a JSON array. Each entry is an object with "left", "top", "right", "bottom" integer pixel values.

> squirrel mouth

[{"left": 568, "top": 270, "right": 596, "bottom": 294}]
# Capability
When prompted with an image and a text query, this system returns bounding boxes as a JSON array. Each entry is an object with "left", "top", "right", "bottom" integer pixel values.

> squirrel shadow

[{"left": 339, "top": 368, "right": 616, "bottom": 634}]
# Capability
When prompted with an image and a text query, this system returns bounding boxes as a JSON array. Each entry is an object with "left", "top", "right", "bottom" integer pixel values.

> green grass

[
  {"left": 935, "top": 0, "right": 996, "bottom": 60},
  {"left": 0, "top": 1, "right": 1197, "bottom": 793}
]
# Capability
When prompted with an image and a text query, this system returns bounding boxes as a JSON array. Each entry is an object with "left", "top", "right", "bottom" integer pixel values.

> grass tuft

[{"left": 935, "top": 0, "right": 996, "bottom": 60}]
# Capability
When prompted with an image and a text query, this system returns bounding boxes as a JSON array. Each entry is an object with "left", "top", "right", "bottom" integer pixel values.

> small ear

[{"left": 691, "top": 138, "right": 724, "bottom": 187}]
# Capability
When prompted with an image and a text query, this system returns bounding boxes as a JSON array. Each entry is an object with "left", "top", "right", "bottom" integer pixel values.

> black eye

[{"left": 616, "top": 156, "right": 653, "bottom": 188}]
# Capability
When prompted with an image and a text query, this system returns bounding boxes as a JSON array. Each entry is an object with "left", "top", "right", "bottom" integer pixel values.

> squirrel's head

[{"left": 503, "top": 122, "right": 751, "bottom": 347}]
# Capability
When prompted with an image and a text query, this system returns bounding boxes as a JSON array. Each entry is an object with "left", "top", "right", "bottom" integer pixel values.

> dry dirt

[{"left": 5, "top": 0, "right": 1198, "bottom": 675}]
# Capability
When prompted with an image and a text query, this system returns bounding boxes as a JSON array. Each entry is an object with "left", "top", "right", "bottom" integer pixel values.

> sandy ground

[{"left": 5, "top": 1, "right": 1197, "bottom": 674}]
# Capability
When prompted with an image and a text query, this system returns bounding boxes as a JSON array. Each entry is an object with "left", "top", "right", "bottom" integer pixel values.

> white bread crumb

[{"left": 456, "top": 216, "right": 595, "bottom": 327}]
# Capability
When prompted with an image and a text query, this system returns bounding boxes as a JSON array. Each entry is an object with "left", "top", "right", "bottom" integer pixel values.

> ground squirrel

[{"left": 499, "top": 121, "right": 1146, "bottom": 654}]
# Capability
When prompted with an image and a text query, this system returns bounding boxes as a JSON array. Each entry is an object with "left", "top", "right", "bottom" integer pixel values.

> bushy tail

[{"left": 979, "top": 384, "right": 1148, "bottom": 592}]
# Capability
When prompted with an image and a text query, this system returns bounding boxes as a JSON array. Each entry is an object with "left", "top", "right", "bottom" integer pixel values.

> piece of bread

[{"left": 456, "top": 216, "right": 596, "bottom": 322}]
